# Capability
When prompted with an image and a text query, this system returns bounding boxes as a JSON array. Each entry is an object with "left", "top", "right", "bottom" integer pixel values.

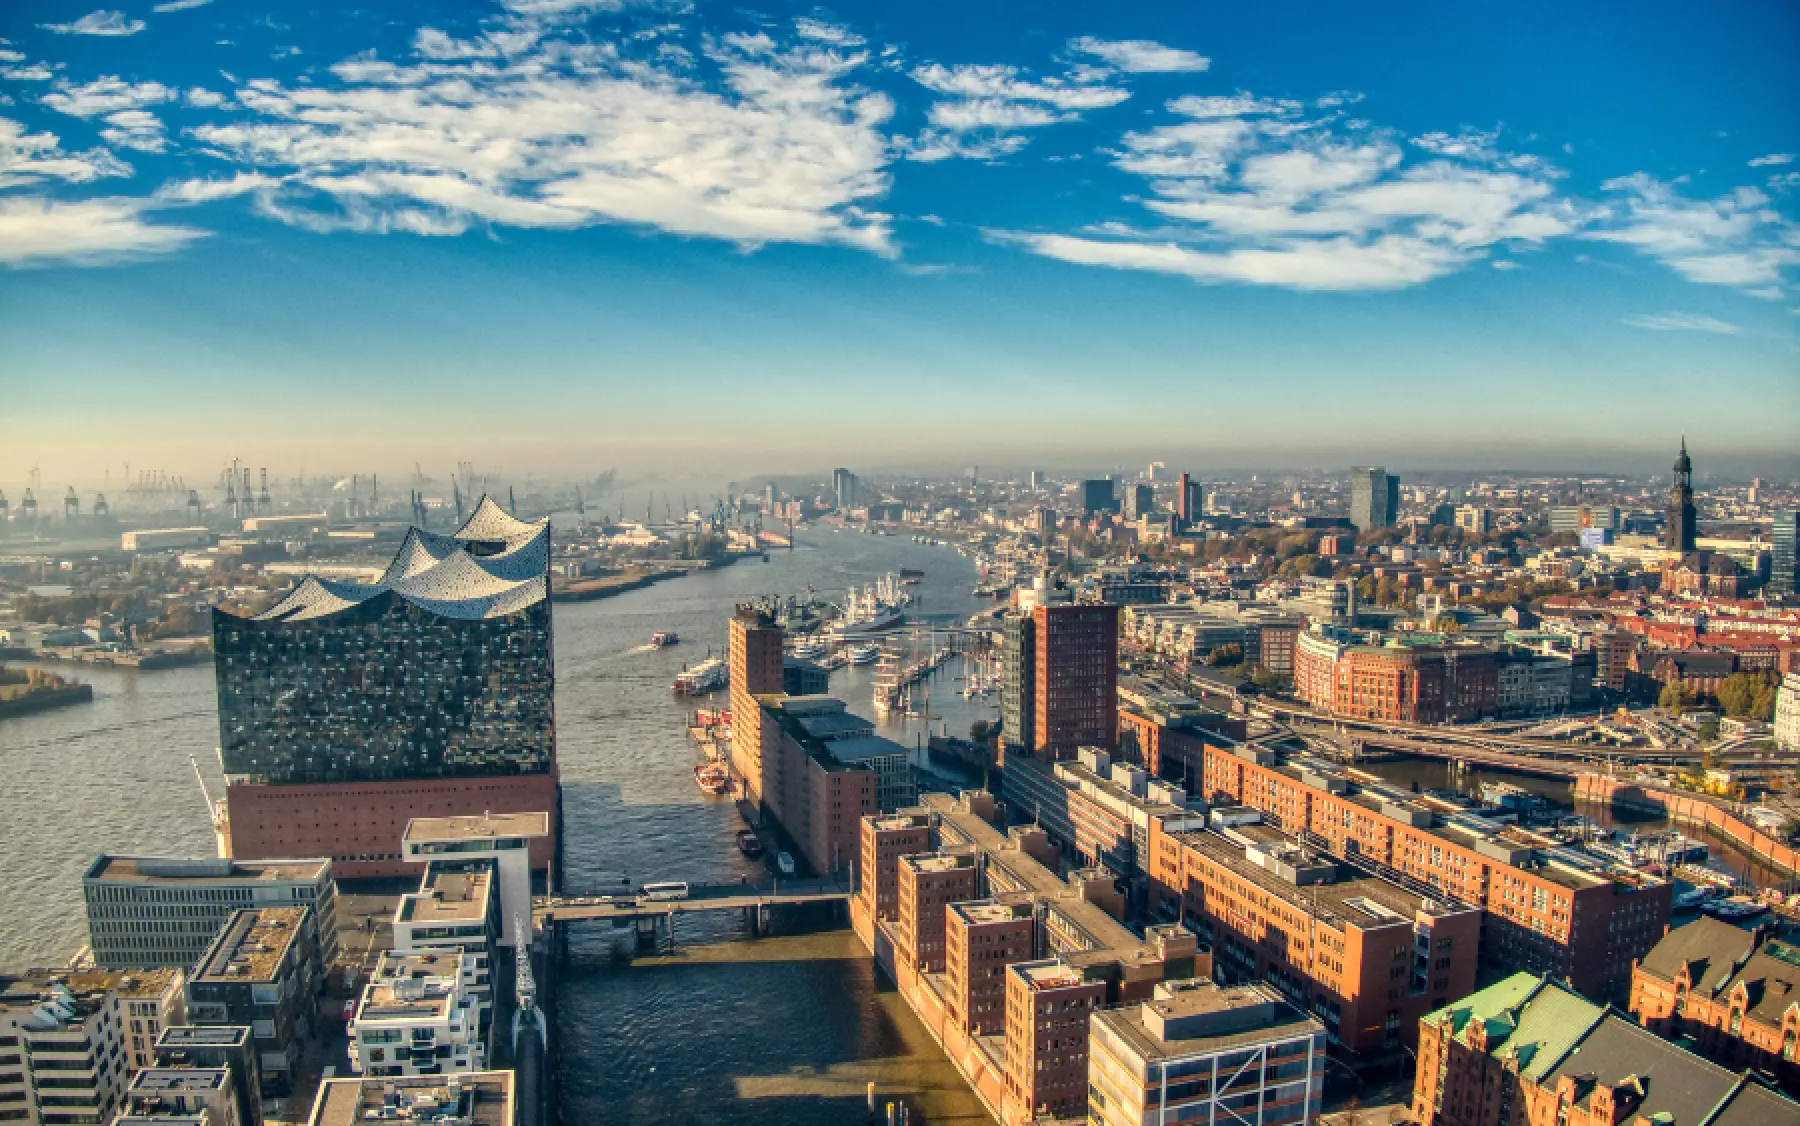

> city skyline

[{"left": 2, "top": 0, "right": 1797, "bottom": 475}]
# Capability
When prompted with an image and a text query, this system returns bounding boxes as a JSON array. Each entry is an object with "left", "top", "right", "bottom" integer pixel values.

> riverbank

[
  {"left": 0, "top": 682, "right": 93, "bottom": 718},
  {"left": 1574, "top": 774, "right": 1800, "bottom": 881},
  {"left": 550, "top": 551, "right": 765, "bottom": 602}
]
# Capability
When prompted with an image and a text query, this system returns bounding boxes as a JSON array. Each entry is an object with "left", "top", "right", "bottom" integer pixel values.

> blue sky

[{"left": 1, "top": 0, "right": 1796, "bottom": 482}]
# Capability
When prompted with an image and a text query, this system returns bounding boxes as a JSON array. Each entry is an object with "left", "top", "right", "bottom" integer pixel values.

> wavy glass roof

[{"left": 251, "top": 496, "right": 549, "bottom": 623}]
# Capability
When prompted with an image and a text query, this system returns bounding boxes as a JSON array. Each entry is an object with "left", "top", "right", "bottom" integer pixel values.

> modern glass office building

[{"left": 213, "top": 497, "right": 555, "bottom": 784}]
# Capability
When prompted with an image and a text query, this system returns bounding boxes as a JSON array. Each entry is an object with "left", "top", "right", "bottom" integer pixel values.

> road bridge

[{"left": 534, "top": 878, "right": 851, "bottom": 925}]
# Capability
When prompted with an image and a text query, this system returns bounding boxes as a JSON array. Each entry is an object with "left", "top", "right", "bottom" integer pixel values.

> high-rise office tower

[
  {"left": 999, "top": 612, "right": 1036, "bottom": 762},
  {"left": 1029, "top": 602, "right": 1118, "bottom": 760},
  {"left": 832, "top": 468, "right": 859, "bottom": 510},
  {"left": 1349, "top": 466, "right": 1399, "bottom": 531},
  {"left": 1121, "top": 483, "right": 1155, "bottom": 521},
  {"left": 1081, "top": 479, "right": 1118, "bottom": 515},
  {"left": 1177, "top": 472, "right": 1203, "bottom": 527},
  {"left": 211, "top": 497, "right": 559, "bottom": 878},
  {"left": 1666, "top": 439, "right": 1698, "bottom": 554},
  {"left": 1772, "top": 510, "right": 1798, "bottom": 596}
]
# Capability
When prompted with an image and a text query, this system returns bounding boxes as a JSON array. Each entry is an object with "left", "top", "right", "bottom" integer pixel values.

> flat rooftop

[
  {"left": 357, "top": 978, "right": 454, "bottom": 1023},
  {"left": 902, "top": 853, "right": 971, "bottom": 875},
  {"left": 399, "top": 868, "right": 492, "bottom": 925},
  {"left": 86, "top": 855, "right": 329, "bottom": 884},
  {"left": 951, "top": 901, "right": 1032, "bottom": 927},
  {"left": 403, "top": 812, "right": 549, "bottom": 843},
  {"left": 824, "top": 733, "right": 910, "bottom": 763},
  {"left": 1097, "top": 983, "right": 1324, "bottom": 1063},
  {"left": 1176, "top": 826, "right": 1458, "bottom": 930},
  {"left": 157, "top": 1025, "right": 249, "bottom": 1049},
  {"left": 61, "top": 967, "right": 181, "bottom": 999},
  {"left": 194, "top": 907, "right": 306, "bottom": 984},
  {"left": 868, "top": 813, "right": 931, "bottom": 833},
  {"left": 1013, "top": 960, "right": 1088, "bottom": 991},
  {"left": 129, "top": 1068, "right": 229, "bottom": 1093},
  {"left": 308, "top": 1072, "right": 514, "bottom": 1126}
]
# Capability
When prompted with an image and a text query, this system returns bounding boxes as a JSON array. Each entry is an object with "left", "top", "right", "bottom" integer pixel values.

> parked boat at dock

[{"left": 672, "top": 657, "right": 728, "bottom": 695}]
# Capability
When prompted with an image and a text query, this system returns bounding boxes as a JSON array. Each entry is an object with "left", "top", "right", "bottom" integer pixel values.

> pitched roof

[
  {"left": 1637, "top": 917, "right": 1763, "bottom": 991},
  {"left": 1544, "top": 1018, "right": 1761, "bottom": 1126}
]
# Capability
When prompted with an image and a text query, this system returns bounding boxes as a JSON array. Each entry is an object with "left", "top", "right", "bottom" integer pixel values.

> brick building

[
  {"left": 1031, "top": 602, "right": 1120, "bottom": 760},
  {"left": 1412, "top": 973, "right": 1795, "bottom": 1126},
  {"left": 856, "top": 812, "right": 931, "bottom": 925},
  {"left": 896, "top": 852, "right": 979, "bottom": 974},
  {"left": 1002, "top": 959, "right": 1105, "bottom": 1121},
  {"left": 1201, "top": 746, "right": 1669, "bottom": 1000},
  {"left": 945, "top": 900, "right": 1035, "bottom": 1036},
  {"left": 1630, "top": 917, "right": 1800, "bottom": 1092}
]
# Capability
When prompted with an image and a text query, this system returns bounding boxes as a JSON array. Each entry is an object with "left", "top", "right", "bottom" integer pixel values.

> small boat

[
  {"left": 673, "top": 657, "right": 728, "bottom": 694},
  {"left": 695, "top": 763, "right": 731, "bottom": 795},
  {"left": 650, "top": 631, "right": 679, "bottom": 648},
  {"left": 736, "top": 830, "right": 764, "bottom": 858},
  {"left": 1704, "top": 897, "right": 1767, "bottom": 921},
  {"left": 791, "top": 639, "right": 827, "bottom": 660},
  {"left": 846, "top": 643, "right": 880, "bottom": 665},
  {"left": 776, "top": 851, "right": 796, "bottom": 877}
]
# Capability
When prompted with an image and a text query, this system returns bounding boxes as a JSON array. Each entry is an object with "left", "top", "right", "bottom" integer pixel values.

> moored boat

[
  {"left": 736, "top": 829, "right": 764, "bottom": 858},
  {"left": 673, "top": 657, "right": 728, "bottom": 694},
  {"left": 695, "top": 763, "right": 731, "bottom": 795}
]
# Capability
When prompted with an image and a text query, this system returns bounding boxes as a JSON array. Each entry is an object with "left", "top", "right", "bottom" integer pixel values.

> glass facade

[{"left": 213, "top": 592, "right": 554, "bottom": 783}]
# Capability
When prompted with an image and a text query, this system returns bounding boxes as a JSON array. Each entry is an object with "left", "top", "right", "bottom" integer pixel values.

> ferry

[
  {"left": 791, "top": 639, "right": 828, "bottom": 661},
  {"left": 736, "top": 829, "right": 764, "bottom": 858},
  {"left": 846, "top": 643, "right": 880, "bottom": 665},
  {"left": 650, "top": 631, "right": 679, "bottom": 648},
  {"left": 672, "top": 657, "right": 728, "bottom": 695},
  {"left": 695, "top": 763, "right": 731, "bottom": 795}
]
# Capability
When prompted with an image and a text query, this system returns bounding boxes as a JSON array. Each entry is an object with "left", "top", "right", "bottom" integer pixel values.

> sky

[{"left": 1, "top": 0, "right": 1797, "bottom": 487}]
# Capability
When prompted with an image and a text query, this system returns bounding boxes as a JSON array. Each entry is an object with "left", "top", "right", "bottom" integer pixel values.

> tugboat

[
  {"left": 650, "top": 631, "right": 679, "bottom": 648},
  {"left": 735, "top": 829, "right": 764, "bottom": 858},
  {"left": 694, "top": 763, "right": 731, "bottom": 795}
]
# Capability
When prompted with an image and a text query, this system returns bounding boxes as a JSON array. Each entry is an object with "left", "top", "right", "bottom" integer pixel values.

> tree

[
  {"left": 1205, "top": 643, "right": 1244, "bottom": 668},
  {"left": 1697, "top": 715, "right": 1721, "bottom": 745},
  {"left": 1658, "top": 682, "right": 1692, "bottom": 713},
  {"left": 969, "top": 720, "right": 991, "bottom": 745},
  {"left": 1251, "top": 667, "right": 1293, "bottom": 693}
]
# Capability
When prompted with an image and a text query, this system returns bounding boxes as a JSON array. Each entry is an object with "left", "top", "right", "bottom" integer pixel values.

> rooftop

[
  {"left": 902, "top": 853, "right": 972, "bottom": 875},
  {"left": 308, "top": 1072, "right": 514, "bottom": 1126},
  {"left": 1096, "top": 980, "right": 1325, "bottom": 1063},
  {"left": 951, "top": 900, "right": 1033, "bottom": 927},
  {"left": 1012, "top": 959, "right": 1088, "bottom": 991},
  {"left": 403, "top": 812, "right": 550, "bottom": 844},
  {"left": 398, "top": 865, "right": 492, "bottom": 925},
  {"left": 193, "top": 907, "right": 307, "bottom": 984},
  {"left": 156, "top": 1025, "right": 249, "bottom": 1049},
  {"left": 85, "top": 856, "right": 329, "bottom": 885},
  {"left": 129, "top": 1069, "right": 229, "bottom": 1094}
]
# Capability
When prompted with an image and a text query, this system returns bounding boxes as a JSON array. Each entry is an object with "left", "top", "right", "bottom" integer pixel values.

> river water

[{"left": 0, "top": 528, "right": 996, "bottom": 1123}]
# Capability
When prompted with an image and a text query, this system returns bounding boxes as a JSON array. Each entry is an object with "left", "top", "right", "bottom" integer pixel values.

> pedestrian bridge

[{"left": 533, "top": 878, "right": 850, "bottom": 925}]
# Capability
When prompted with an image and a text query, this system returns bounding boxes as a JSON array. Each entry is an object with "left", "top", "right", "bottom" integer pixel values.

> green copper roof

[{"left": 1421, "top": 973, "right": 1605, "bottom": 1082}]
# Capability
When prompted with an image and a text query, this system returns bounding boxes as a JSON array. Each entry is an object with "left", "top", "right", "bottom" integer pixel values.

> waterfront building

[
  {"left": 897, "top": 853, "right": 979, "bottom": 974},
  {"left": 832, "top": 468, "right": 859, "bottom": 510},
  {"left": 1030, "top": 602, "right": 1119, "bottom": 760},
  {"left": 212, "top": 497, "right": 558, "bottom": 878},
  {"left": 184, "top": 907, "right": 322, "bottom": 1097},
  {"left": 119, "top": 528, "right": 211, "bottom": 552},
  {"left": 1081, "top": 479, "right": 1118, "bottom": 515},
  {"left": 1629, "top": 917, "right": 1800, "bottom": 1090},
  {"left": 1667, "top": 439, "right": 1699, "bottom": 554},
  {"left": 1147, "top": 814, "right": 1481, "bottom": 1057},
  {"left": 305, "top": 1071, "right": 515, "bottom": 1126},
  {"left": 1200, "top": 746, "right": 1669, "bottom": 1000},
  {"left": 1777, "top": 673, "right": 1800, "bottom": 753},
  {"left": 1088, "top": 979, "right": 1326, "bottom": 1126},
  {"left": 1002, "top": 959, "right": 1104, "bottom": 1121},
  {"left": 855, "top": 812, "right": 932, "bottom": 925},
  {"left": 391, "top": 862, "right": 499, "bottom": 1008},
  {"left": 0, "top": 969, "right": 185, "bottom": 1126},
  {"left": 726, "top": 609, "right": 880, "bottom": 877},
  {"left": 1772, "top": 509, "right": 1799, "bottom": 595},
  {"left": 1412, "top": 973, "right": 1796, "bottom": 1126},
  {"left": 998, "top": 612, "right": 1035, "bottom": 760},
  {"left": 401, "top": 812, "right": 548, "bottom": 949},
  {"left": 1349, "top": 467, "right": 1399, "bottom": 532},
  {"left": 153, "top": 1026, "right": 261, "bottom": 1126},
  {"left": 945, "top": 900, "right": 1035, "bottom": 1037},
  {"left": 781, "top": 656, "right": 829, "bottom": 696},
  {"left": 998, "top": 749, "right": 1202, "bottom": 886},
  {"left": 349, "top": 950, "right": 486, "bottom": 1078},
  {"left": 82, "top": 856, "right": 336, "bottom": 972}
]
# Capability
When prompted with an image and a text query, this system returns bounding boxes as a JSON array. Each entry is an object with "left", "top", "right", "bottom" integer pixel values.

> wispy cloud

[
  {"left": 1588, "top": 174, "right": 1798, "bottom": 294},
  {"left": 0, "top": 195, "right": 203, "bottom": 265},
  {"left": 1748, "top": 153, "right": 1793, "bottom": 167},
  {"left": 190, "top": 17, "right": 899, "bottom": 254},
  {"left": 153, "top": 0, "right": 213, "bottom": 10},
  {"left": 99, "top": 109, "right": 167, "bottom": 152},
  {"left": 40, "top": 10, "right": 147, "bottom": 36},
  {"left": 903, "top": 60, "right": 1128, "bottom": 162},
  {"left": 2, "top": 64, "right": 55, "bottom": 82},
  {"left": 0, "top": 117, "right": 129, "bottom": 189},
  {"left": 1620, "top": 312, "right": 1739, "bottom": 334},
  {"left": 43, "top": 77, "right": 176, "bottom": 117},
  {"left": 1068, "top": 37, "right": 1209, "bottom": 74},
  {"left": 997, "top": 95, "right": 1581, "bottom": 290}
]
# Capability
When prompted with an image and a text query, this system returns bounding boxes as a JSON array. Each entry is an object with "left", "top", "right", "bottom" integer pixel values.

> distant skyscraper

[
  {"left": 1177, "top": 472, "right": 1203, "bottom": 527},
  {"left": 763, "top": 482, "right": 778, "bottom": 512},
  {"left": 1122, "top": 483, "right": 1155, "bottom": 521},
  {"left": 832, "top": 468, "right": 859, "bottom": 510},
  {"left": 211, "top": 497, "right": 558, "bottom": 877},
  {"left": 1666, "top": 439, "right": 1698, "bottom": 554},
  {"left": 1028, "top": 470, "right": 1044, "bottom": 491},
  {"left": 1770, "top": 509, "right": 1797, "bottom": 595},
  {"left": 1081, "top": 479, "right": 1118, "bottom": 515},
  {"left": 1349, "top": 466, "right": 1399, "bottom": 531}
]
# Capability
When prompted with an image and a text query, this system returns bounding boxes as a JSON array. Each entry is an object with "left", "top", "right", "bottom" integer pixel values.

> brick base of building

[{"left": 224, "top": 772, "right": 560, "bottom": 878}]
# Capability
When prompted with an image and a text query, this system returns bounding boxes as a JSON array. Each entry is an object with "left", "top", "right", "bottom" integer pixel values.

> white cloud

[
  {"left": 190, "top": 21, "right": 899, "bottom": 254},
  {"left": 794, "top": 19, "right": 863, "bottom": 48},
  {"left": 184, "top": 87, "right": 227, "bottom": 108},
  {"left": 0, "top": 116, "right": 130, "bottom": 189},
  {"left": 0, "top": 194, "right": 202, "bottom": 265},
  {"left": 1068, "top": 37, "right": 1208, "bottom": 74},
  {"left": 1001, "top": 91, "right": 1582, "bottom": 290},
  {"left": 153, "top": 0, "right": 213, "bottom": 10},
  {"left": 904, "top": 60, "right": 1128, "bottom": 162},
  {"left": 43, "top": 77, "right": 176, "bottom": 118},
  {"left": 155, "top": 171, "right": 279, "bottom": 202},
  {"left": 1588, "top": 173, "right": 1799, "bottom": 293},
  {"left": 2, "top": 65, "right": 55, "bottom": 82},
  {"left": 99, "top": 109, "right": 167, "bottom": 152},
  {"left": 1748, "top": 153, "right": 1793, "bottom": 167},
  {"left": 1620, "top": 312, "right": 1739, "bottom": 334},
  {"left": 1491, "top": 258, "right": 1522, "bottom": 270},
  {"left": 0, "top": 51, "right": 23, "bottom": 64},
  {"left": 40, "top": 10, "right": 147, "bottom": 36}
]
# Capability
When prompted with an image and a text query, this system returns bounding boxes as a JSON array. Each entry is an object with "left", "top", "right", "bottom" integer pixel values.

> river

[{"left": 0, "top": 527, "right": 996, "bottom": 1123}]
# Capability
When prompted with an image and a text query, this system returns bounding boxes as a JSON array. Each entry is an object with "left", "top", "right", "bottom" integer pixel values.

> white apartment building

[
  {"left": 390, "top": 863, "right": 498, "bottom": 1007},
  {"left": 1776, "top": 672, "right": 1800, "bottom": 753},
  {"left": 82, "top": 857, "right": 336, "bottom": 971},
  {"left": 0, "top": 969, "right": 184, "bottom": 1126},
  {"left": 348, "top": 951, "right": 487, "bottom": 1079}
]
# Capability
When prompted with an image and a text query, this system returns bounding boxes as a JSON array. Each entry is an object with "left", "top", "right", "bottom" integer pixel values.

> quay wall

[
  {"left": 0, "top": 683, "right": 93, "bottom": 718},
  {"left": 1574, "top": 773, "right": 1800, "bottom": 879}
]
